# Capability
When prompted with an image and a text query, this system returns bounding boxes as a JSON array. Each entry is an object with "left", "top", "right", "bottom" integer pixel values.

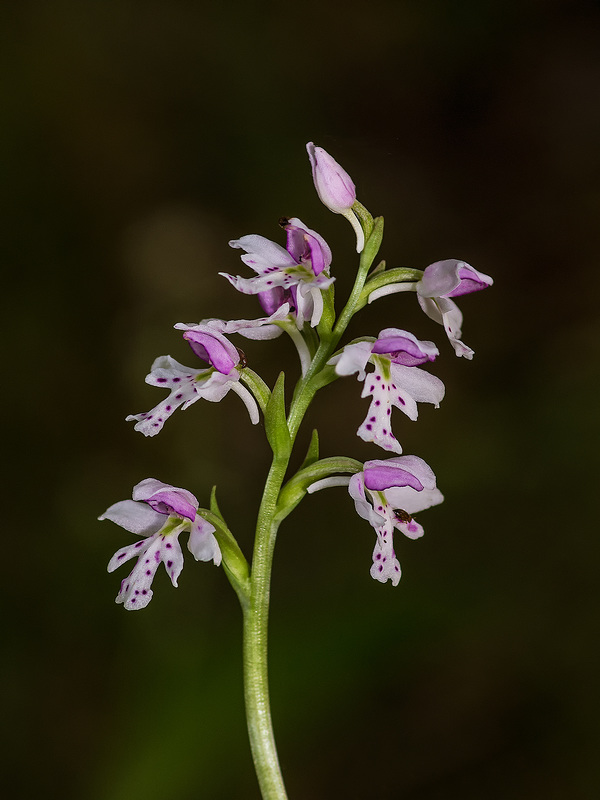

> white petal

[
  {"left": 369, "top": 519, "right": 401, "bottom": 586},
  {"left": 384, "top": 486, "right": 444, "bottom": 516},
  {"left": 107, "top": 535, "right": 153, "bottom": 573},
  {"left": 389, "top": 364, "right": 445, "bottom": 408},
  {"left": 113, "top": 528, "right": 186, "bottom": 610},
  {"left": 228, "top": 234, "right": 297, "bottom": 272},
  {"left": 145, "top": 355, "right": 202, "bottom": 387},
  {"left": 99, "top": 499, "right": 164, "bottom": 536},
  {"left": 418, "top": 296, "right": 474, "bottom": 359},
  {"left": 126, "top": 382, "right": 199, "bottom": 437},
  {"left": 200, "top": 306, "right": 290, "bottom": 340},
  {"left": 348, "top": 474, "right": 385, "bottom": 527},
  {"left": 188, "top": 519, "right": 222, "bottom": 565},
  {"left": 395, "top": 517, "right": 425, "bottom": 540},
  {"left": 333, "top": 341, "right": 373, "bottom": 379},
  {"left": 218, "top": 270, "right": 297, "bottom": 296}
]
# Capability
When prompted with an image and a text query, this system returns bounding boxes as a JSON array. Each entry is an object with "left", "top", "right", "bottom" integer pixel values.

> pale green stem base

[{"left": 243, "top": 457, "right": 289, "bottom": 800}]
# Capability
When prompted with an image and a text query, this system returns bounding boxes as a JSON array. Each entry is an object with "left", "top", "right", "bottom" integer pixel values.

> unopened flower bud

[
  {"left": 306, "top": 142, "right": 356, "bottom": 212},
  {"left": 306, "top": 142, "right": 365, "bottom": 252}
]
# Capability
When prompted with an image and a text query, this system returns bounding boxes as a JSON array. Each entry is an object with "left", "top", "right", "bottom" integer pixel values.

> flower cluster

[{"left": 100, "top": 142, "right": 492, "bottom": 608}]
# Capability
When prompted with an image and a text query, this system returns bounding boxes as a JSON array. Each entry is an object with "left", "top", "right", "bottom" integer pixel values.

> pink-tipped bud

[{"left": 306, "top": 142, "right": 356, "bottom": 213}]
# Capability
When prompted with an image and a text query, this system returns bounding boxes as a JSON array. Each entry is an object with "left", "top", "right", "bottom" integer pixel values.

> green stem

[
  {"left": 242, "top": 219, "right": 384, "bottom": 797},
  {"left": 243, "top": 456, "right": 289, "bottom": 800}
]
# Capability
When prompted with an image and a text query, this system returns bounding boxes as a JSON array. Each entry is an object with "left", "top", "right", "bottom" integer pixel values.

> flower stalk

[{"left": 243, "top": 455, "right": 289, "bottom": 800}]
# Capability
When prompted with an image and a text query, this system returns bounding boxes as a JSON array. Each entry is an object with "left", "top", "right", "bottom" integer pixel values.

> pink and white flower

[
  {"left": 366, "top": 259, "right": 493, "bottom": 359},
  {"left": 99, "top": 479, "right": 220, "bottom": 610},
  {"left": 349, "top": 456, "right": 443, "bottom": 585},
  {"left": 331, "top": 328, "right": 445, "bottom": 453},
  {"left": 416, "top": 259, "right": 493, "bottom": 359},
  {"left": 222, "top": 217, "right": 334, "bottom": 329},
  {"left": 126, "top": 325, "right": 259, "bottom": 437},
  {"left": 308, "top": 456, "right": 443, "bottom": 586}
]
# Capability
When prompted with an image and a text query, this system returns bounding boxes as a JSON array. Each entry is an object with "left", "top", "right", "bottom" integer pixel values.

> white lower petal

[
  {"left": 369, "top": 519, "right": 401, "bottom": 586},
  {"left": 389, "top": 364, "right": 445, "bottom": 409},
  {"left": 188, "top": 519, "right": 221, "bottom": 565},
  {"left": 333, "top": 341, "right": 373, "bottom": 380}
]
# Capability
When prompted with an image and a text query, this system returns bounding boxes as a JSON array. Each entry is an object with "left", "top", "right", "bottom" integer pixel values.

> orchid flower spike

[
  {"left": 330, "top": 328, "right": 445, "bottom": 453},
  {"left": 416, "top": 259, "right": 493, "bottom": 359},
  {"left": 126, "top": 325, "right": 259, "bottom": 437},
  {"left": 99, "top": 479, "right": 221, "bottom": 610},
  {"left": 306, "top": 142, "right": 365, "bottom": 253},
  {"left": 308, "top": 456, "right": 443, "bottom": 586},
  {"left": 223, "top": 217, "right": 334, "bottom": 329}
]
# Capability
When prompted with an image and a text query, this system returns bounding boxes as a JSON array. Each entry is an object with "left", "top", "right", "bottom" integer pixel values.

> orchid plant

[{"left": 99, "top": 142, "right": 492, "bottom": 799}]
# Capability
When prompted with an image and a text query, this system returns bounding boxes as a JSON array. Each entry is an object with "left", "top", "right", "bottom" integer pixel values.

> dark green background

[{"left": 3, "top": 1, "right": 599, "bottom": 798}]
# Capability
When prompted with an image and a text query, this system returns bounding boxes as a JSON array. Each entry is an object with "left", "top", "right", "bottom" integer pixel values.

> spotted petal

[
  {"left": 126, "top": 355, "right": 205, "bottom": 436},
  {"left": 357, "top": 358, "right": 443, "bottom": 453},
  {"left": 370, "top": 515, "right": 402, "bottom": 586},
  {"left": 108, "top": 524, "right": 186, "bottom": 611},
  {"left": 228, "top": 234, "right": 298, "bottom": 273}
]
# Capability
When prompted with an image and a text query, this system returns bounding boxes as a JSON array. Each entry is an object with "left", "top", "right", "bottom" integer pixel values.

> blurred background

[{"left": 3, "top": 1, "right": 599, "bottom": 798}]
